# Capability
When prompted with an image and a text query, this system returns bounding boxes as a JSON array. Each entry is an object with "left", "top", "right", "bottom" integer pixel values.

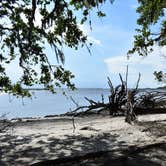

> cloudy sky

[
  {"left": 6, "top": 0, "right": 166, "bottom": 89},
  {"left": 61, "top": 0, "right": 166, "bottom": 88}
]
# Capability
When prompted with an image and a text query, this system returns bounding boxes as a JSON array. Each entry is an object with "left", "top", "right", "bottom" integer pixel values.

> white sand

[{"left": 0, "top": 114, "right": 166, "bottom": 165}]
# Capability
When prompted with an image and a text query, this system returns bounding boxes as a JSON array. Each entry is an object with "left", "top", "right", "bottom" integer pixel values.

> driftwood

[
  {"left": 135, "top": 90, "right": 166, "bottom": 109},
  {"left": 65, "top": 67, "right": 139, "bottom": 123},
  {"left": 65, "top": 67, "right": 166, "bottom": 124}
]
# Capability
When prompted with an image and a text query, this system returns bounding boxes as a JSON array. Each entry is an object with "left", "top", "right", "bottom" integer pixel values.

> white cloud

[
  {"left": 87, "top": 36, "right": 102, "bottom": 45},
  {"left": 109, "top": 28, "right": 133, "bottom": 41},
  {"left": 130, "top": 4, "right": 138, "bottom": 10},
  {"left": 20, "top": 13, "right": 28, "bottom": 24},
  {"left": 104, "top": 46, "right": 166, "bottom": 88},
  {"left": 21, "top": 8, "right": 42, "bottom": 27},
  {"left": 34, "top": 8, "right": 42, "bottom": 27},
  {"left": 79, "top": 24, "right": 102, "bottom": 46},
  {"left": 79, "top": 24, "right": 89, "bottom": 35}
]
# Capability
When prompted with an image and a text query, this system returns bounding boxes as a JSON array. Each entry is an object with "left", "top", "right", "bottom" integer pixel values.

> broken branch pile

[{"left": 65, "top": 68, "right": 166, "bottom": 123}]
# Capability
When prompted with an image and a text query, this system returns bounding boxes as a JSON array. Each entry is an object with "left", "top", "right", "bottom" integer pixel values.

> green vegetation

[
  {"left": 0, "top": 0, "right": 110, "bottom": 97},
  {"left": 0, "top": 0, "right": 165, "bottom": 97},
  {"left": 128, "top": 0, "right": 166, "bottom": 82}
]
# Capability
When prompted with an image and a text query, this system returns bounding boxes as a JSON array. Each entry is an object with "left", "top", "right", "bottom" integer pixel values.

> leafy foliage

[
  {"left": 128, "top": 0, "right": 166, "bottom": 82},
  {"left": 0, "top": 0, "right": 114, "bottom": 97}
]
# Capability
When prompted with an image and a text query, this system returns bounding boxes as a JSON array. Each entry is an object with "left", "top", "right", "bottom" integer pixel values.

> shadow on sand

[
  {"left": 0, "top": 129, "right": 165, "bottom": 166},
  {"left": 30, "top": 142, "right": 166, "bottom": 166}
]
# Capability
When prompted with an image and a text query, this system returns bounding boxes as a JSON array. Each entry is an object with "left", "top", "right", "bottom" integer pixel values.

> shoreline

[{"left": 2, "top": 105, "right": 164, "bottom": 121}]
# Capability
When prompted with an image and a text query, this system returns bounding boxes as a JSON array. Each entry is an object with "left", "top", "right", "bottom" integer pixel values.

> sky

[
  {"left": 5, "top": 0, "right": 166, "bottom": 89},
  {"left": 61, "top": 0, "right": 166, "bottom": 89}
]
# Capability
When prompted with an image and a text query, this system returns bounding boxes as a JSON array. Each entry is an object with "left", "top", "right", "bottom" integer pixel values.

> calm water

[{"left": 0, "top": 89, "right": 110, "bottom": 119}]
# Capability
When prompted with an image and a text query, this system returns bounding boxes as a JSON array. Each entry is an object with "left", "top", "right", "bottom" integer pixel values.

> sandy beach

[{"left": 0, "top": 114, "right": 166, "bottom": 165}]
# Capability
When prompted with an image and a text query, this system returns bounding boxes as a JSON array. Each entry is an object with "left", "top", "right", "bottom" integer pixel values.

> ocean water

[{"left": 0, "top": 89, "right": 110, "bottom": 119}]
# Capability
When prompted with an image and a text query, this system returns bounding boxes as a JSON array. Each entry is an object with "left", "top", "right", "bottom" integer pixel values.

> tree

[
  {"left": 128, "top": 0, "right": 166, "bottom": 82},
  {"left": 2, "top": 0, "right": 164, "bottom": 98},
  {"left": 0, "top": 0, "right": 113, "bottom": 97}
]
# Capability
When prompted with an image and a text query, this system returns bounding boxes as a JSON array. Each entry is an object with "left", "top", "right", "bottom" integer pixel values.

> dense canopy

[
  {"left": 0, "top": 0, "right": 166, "bottom": 97},
  {"left": 128, "top": 0, "right": 166, "bottom": 82},
  {"left": 0, "top": 0, "right": 111, "bottom": 97}
]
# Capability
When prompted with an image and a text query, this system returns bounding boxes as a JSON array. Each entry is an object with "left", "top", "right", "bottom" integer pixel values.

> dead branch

[
  {"left": 65, "top": 69, "right": 166, "bottom": 123},
  {"left": 72, "top": 116, "right": 76, "bottom": 133},
  {"left": 125, "top": 65, "right": 128, "bottom": 93},
  {"left": 84, "top": 97, "right": 97, "bottom": 105},
  {"left": 135, "top": 73, "right": 141, "bottom": 92},
  {"left": 107, "top": 77, "right": 114, "bottom": 94},
  {"left": 101, "top": 94, "right": 104, "bottom": 103}
]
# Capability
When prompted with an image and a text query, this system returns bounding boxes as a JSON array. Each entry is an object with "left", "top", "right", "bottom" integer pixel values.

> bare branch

[
  {"left": 125, "top": 65, "right": 128, "bottom": 93},
  {"left": 107, "top": 77, "right": 114, "bottom": 94},
  {"left": 135, "top": 73, "right": 141, "bottom": 91},
  {"left": 84, "top": 97, "right": 97, "bottom": 105}
]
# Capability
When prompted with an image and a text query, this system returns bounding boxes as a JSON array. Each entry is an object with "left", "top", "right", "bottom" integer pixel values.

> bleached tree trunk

[{"left": 125, "top": 90, "right": 137, "bottom": 124}]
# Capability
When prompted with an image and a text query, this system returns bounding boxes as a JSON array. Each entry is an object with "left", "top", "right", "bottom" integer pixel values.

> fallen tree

[{"left": 64, "top": 67, "right": 166, "bottom": 124}]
